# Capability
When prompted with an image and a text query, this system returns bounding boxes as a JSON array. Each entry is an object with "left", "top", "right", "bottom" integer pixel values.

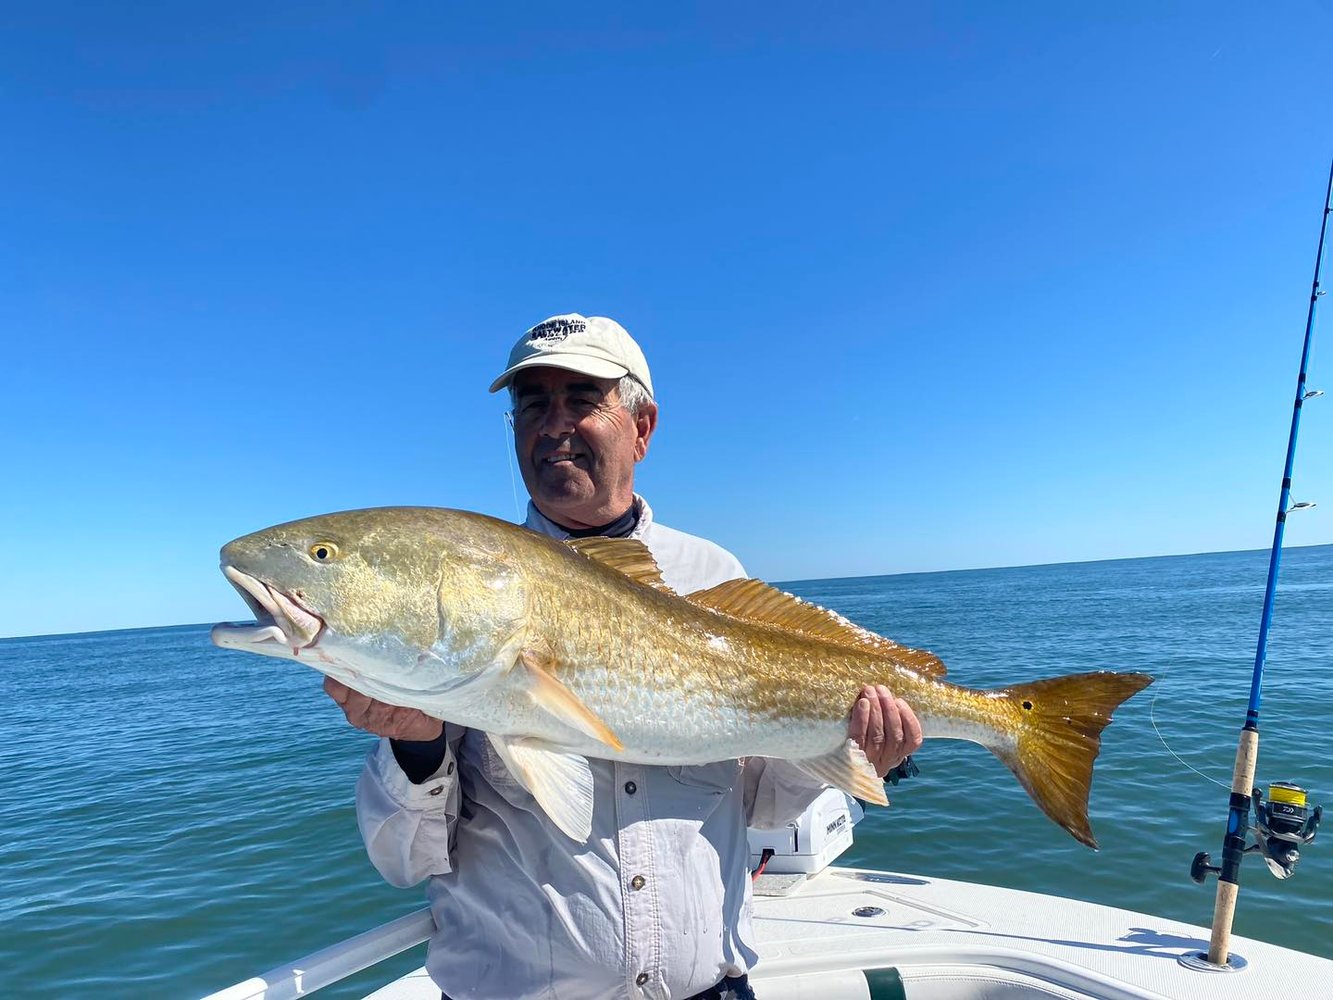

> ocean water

[{"left": 3, "top": 545, "right": 1331, "bottom": 998}]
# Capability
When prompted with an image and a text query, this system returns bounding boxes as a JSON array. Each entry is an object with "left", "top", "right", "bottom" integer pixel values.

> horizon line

[
  {"left": 777, "top": 539, "right": 1333, "bottom": 587},
  {"left": 4, "top": 540, "right": 1329, "bottom": 642}
]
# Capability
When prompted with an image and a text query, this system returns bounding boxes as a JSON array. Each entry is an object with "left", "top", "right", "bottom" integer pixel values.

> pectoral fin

[
  {"left": 519, "top": 650, "right": 624, "bottom": 752},
  {"left": 488, "top": 734, "right": 596, "bottom": 842},
  {"left": 792, "top": 740, "right": 889, "bottom": 806}
]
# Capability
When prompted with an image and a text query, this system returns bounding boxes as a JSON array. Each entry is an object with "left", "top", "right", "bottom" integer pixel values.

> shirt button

[
  {"left": 630, "top": 874, "right": 646, "bottom": 890},
  {"left": 624, "top": 781, "right": 637, "bottom": 795},
  {"left": 635, "top": 973, "right": 649, "bottom": 987},
  {"left": 428, "top": 786, "right": 444, "bottom": 796}
]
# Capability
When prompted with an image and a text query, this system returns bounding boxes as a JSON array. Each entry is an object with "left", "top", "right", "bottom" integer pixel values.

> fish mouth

[{"left": 211, "top": 565, "right": 325, "bottom": 654}]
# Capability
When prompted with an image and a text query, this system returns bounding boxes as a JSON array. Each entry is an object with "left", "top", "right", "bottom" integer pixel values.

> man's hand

[
  {"left": 849, "top": 684, "right": 923, "bottom": 779},
  {"left": 324, "top": 677, "right": 444, "bottom": 742}
]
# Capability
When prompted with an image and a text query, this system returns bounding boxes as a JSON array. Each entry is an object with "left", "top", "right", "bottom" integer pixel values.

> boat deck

[{"left": 359, "top": 866, "right": 1330, "bottom": 999}]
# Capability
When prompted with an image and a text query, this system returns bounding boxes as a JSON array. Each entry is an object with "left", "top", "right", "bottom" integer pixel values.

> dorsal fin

[
  {"left": 685, "top": 578, "right": 948, "bottom": 677},
  {"left": 565, "top": 537, "right": 674, "bottom": 592}
]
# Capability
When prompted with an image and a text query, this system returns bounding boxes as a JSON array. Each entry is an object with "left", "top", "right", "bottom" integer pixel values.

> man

[{"left": 325, "top": 313, "right": 922, "bottom": 1000}]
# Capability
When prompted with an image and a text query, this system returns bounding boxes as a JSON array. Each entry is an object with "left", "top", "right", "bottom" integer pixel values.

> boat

[{"left": 200, "top": 788, "right": 1333, "bottom": 999}]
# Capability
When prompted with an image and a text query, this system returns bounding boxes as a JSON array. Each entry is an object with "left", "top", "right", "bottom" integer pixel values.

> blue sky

[{"left": 3, "top": 4, "right": 1331, "bottom": 637}]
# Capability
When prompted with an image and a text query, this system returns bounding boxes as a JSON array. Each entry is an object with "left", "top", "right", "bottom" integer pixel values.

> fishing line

[
  {"left": 502, "top": 410, "right": 523, "bottom": 521},
  {"left": 1147, "top": 662, "right": 1229, "bottom": 790}
]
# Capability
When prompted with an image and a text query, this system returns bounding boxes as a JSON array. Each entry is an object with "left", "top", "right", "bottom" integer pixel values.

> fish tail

[{"left": 991, "top": 671, "right": 1152, "bottom": 849}]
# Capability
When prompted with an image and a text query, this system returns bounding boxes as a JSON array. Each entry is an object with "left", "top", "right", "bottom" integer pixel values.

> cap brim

[{"left": 488, "top": 354, "right": 630, "bottom": 393}]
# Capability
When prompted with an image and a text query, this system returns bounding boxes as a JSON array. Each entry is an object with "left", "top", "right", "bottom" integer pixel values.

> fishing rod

[{"left": 1187, "top": 159, "right": 1332, "bottom": 971}]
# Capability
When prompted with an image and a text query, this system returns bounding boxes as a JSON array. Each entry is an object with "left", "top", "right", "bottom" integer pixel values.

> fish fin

[
  {"left": 565, "top": 537, "right": 675, "bottom": 593},
  {"left": 487, "top": 734, "right": 595, "bottom": 842},
  {"left": 686, "top": 579, "right": 948, "bottom": 677},
  {"left": 791, "top": 739, "right": 889, "bottom": 807},
  {"left": 991, "top": 671, "right": 1154, "bottom": 849},
  {"left": 519, "top": 650, "right": 625, "bottom": 752}
]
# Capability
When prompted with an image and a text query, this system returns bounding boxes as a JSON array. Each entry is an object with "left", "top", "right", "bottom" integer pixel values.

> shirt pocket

[{"left": 667, "top": 759, "right": 743, "bottom": 795}]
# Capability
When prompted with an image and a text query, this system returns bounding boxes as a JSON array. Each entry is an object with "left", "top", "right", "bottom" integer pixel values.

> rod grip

[
  {"left": 1209, "top": 881, "right": 1240, "bottom": 964},
  {"left": 1230, "top": 728, "right": 1259, "bottom": 795},
  {"left": 1207, "top": 728, "right": 1259, "bottom": 965}
]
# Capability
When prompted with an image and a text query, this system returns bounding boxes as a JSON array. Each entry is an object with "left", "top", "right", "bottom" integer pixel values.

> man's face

[{"left": 510, "top": 367, "right": 658, "bottom": 530}]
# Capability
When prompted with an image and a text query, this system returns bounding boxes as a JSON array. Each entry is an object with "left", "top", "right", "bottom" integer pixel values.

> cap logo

[{"left": 527, "top": 317, "right": 586, "bottom": 345}]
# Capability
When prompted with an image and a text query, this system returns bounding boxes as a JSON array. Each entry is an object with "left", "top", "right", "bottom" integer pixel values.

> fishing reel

[
  {"left": 1252, "top": 782, "right": 1322, "bottom": 878},
  {"left": 1192, "top": 782, "right": 1322, "bottom": 883}
]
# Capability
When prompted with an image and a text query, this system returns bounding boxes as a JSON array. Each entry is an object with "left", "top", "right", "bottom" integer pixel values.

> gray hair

[
  {"left": 508, "top": 374, "right": 654, "bottom": 418},
  {"left": 614, "top": 375, "right": 653, "bottom": 417}
]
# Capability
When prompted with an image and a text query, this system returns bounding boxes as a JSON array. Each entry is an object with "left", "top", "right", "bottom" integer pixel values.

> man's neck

[{"left": 537, "top": 500, "right": 639, "bottom": 538}]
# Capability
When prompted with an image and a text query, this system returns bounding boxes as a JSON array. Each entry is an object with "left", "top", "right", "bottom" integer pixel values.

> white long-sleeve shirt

[{"left": 355, "top": 497, "right": 827, "bottom": 1000}]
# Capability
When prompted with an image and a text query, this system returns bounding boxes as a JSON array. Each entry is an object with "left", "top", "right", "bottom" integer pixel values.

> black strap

[{"left": 684, "top": 973, "right": 755, "bottom": 1000}]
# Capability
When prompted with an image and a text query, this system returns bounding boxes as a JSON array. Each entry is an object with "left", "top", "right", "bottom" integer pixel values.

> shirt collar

[{"left": 524, "top": 495, "right": 654, "bottom": 541}]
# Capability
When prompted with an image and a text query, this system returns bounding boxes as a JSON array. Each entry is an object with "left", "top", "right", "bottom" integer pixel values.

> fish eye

[{"left": 309, "top": 542, "right": 340, "bottom": 562}]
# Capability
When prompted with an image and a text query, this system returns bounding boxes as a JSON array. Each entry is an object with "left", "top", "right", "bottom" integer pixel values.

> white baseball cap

[{"left": 488, "top": 313, "right": 655, "bottom": 398}]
